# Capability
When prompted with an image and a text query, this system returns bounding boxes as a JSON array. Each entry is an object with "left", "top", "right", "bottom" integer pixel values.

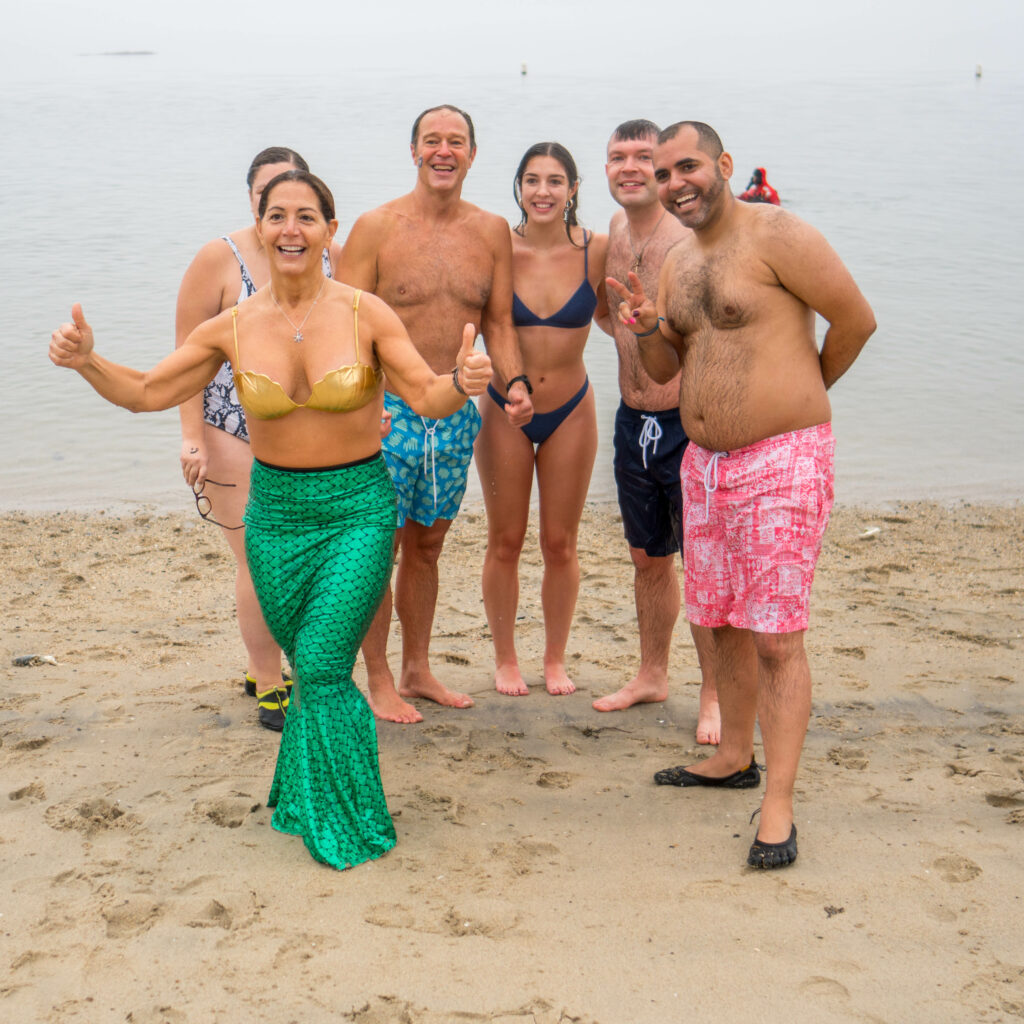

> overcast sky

[{"left": 6, "top": 0, "right": 1021, "bottom": 80}]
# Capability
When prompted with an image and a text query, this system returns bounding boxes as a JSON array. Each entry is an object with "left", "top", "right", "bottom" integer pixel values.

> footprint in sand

[
  {"left": 932, "top": 854, "right": 982, "bottom": 883},
  {"left": 984, "top": 791, "right": 1024, "bottom": 808},
  {"left": 450, "top": 731, "right": 541, "bottom": 775},
  {"left": 423, "top": 723, "right": 463, "bottom": 738},
  {"left": 981, "top": 714, "right": 1024, "bottom": 737},
  {"left": 536, "top": 771, "right": 573, "bottom": 789},
  {"left": 402, "top": 786, "right": 466, "bottom": 825},
  {"left": 271, "top": 932, "right": 335, "bottom": 967},
  {"left": 799, "top": 976, "right": 850, "bottom": 999},
  {"left": 363, "top": 899, "right": 520, "bottom": 939},
  {"left": 1, "top": 692, "right": 41, "bottom": 711},
  {"left": 833, "top": 645, "right": 866, "bottom": 659},
  {"left": 9, "top": 949, "right": 58, "bottom": 971},
  {"left": 441, "top": 899, "right": 520, "bottom": 938},
  {"left": 102, "top": 895, "right": 163, "bottom": 938},
  {"left": 183, "top": 898, "right": 245, "bottom": 931},
  {"left": 938, "top": 628, "right": 1008, "bottom": 649},
  {"left": 827, "top": 747, "right": 869, "bottom": 771},
  {"left": 363, "top": 903, "right": 418, "bottom": 929},
  {"left": 44, "top": 797, "right": 139, "bottom": 835},
  {"left": 191, "top": 796, "right": 261, "bottom": 829},
  {"left": 9, "top": 782, "right": 46, "bottom": 801},
  {"left": 13, "top": 736, "right": 52, "bottom": 752},
  {"left": 490, "top": 838, "right": 561, "bottom": 877},
  {"left": 833, "top": 699, "right": 876, "bottom": 711},
  {"left": 82, "top": 645, "right": 129, "bottom": 661}
]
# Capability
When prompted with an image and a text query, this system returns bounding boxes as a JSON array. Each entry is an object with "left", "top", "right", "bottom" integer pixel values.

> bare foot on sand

[
  {"left": 544, "top": 662, "right": 576, "bottom": 696},
  {"left": 367, "top": 674, "right": 424, "bottom": 724},
  {"left": 696, "top": 684, "right": 721, "bottom": 745},
  {"left": 592, "top": 671, "right": 668, "bottom": 712},
  {"left": 495, "top": 663, "right": 529, "bottom": 696},
  {"left": 400, "top": 669, "right": 474, "bottom": 708}
]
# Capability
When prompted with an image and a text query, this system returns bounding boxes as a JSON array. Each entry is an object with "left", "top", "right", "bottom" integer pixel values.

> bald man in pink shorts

[{"left": 608, "top": 120, "right": 875, "bottom": 869}]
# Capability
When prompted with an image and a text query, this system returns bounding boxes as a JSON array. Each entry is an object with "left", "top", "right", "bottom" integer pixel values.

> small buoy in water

[
  {"left": 521, "top": 62, "right": 527, "bottom": 76},
  {"left": 975, "top": 64, "right": 982, "bottom": 78}
]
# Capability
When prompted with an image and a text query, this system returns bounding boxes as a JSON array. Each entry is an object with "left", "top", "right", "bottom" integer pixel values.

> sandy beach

[{"left": 2, "top": 500, "right": 1022, "bottom": 1023}]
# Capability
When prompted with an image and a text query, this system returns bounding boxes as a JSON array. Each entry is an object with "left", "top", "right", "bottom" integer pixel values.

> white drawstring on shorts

[
  {"left": 703, "top": 450, "right": 728, "bottom": 517},
  {"left": 421, "top": 418, "right": 439, "bottom": 508},
  {"left": 638, "top": 415, "right": 662, "bottom": 469}
]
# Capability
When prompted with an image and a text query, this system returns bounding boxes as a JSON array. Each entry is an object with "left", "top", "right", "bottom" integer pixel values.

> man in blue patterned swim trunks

[
  {"left": 339, "top": 104, "right": 533, "bottom": 724},
  {"left": 382, "top": 391, "right": 481, "bottom": 529}
]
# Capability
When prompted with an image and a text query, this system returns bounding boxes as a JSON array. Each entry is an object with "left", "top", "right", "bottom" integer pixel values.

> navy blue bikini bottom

[{"left": 487, "top": 377, "right": 589, "bottom": 446}]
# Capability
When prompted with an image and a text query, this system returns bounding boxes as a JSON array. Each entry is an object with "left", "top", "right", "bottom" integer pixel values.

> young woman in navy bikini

[
  {"left": 475, "top": 142, "right": 608, "bottom": 697},
  {"left": 175, "top": 148, "right": 342, "bottom": 730}
]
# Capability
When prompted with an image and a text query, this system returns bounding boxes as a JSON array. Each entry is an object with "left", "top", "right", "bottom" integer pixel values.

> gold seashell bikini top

[{"left": 231, "top": 289, "right": 382, "bottom": 419}]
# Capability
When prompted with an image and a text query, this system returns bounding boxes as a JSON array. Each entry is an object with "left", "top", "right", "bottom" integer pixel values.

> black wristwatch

[{"left": 506, "top": 374, "right": 533, "bottom": 395}]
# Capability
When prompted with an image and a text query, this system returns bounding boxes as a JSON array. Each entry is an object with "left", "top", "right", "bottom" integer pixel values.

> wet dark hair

[
  {"left": 513, "top": 142, "right": 583, "bottom": 246},
  {"left": 657, "top": 121, "right": 725, "bottom": 159},
  {"left": 610, "top": 119, "right": 661, "bottom": 143},
  {"left": 246, "top": 147, "right": 309, "bottom": 189},
  {"left": 410, "top": 105, "right": 476, "bottom": 151},
  {"left": 257, "top": 169, "right": 336, "bottom": 221}
]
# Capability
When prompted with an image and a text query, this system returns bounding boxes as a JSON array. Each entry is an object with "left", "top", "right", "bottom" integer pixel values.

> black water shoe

[
  {"left": 747, "top": 824, "right": 798, "bottom": 869},
  {"left": 654, "top": 757, "right": 761, "bottom": 788}
]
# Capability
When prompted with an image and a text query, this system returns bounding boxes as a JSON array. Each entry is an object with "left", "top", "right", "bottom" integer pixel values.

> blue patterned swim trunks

[{"left": 382, "top": 393, "right": 481, "bottom": 527}]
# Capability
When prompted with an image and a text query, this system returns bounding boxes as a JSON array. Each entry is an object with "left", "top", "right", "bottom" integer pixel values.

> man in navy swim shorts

[{"left": 593, "top": 119, "right": 720, "bottom": 744}]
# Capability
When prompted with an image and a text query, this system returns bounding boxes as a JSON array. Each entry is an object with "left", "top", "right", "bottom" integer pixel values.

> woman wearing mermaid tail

[
  {"left": 176, "top": 146, "right": 342, "bottom": 731},
  {"left": 475, "top": 142, "right": 607, "bottom": 697},
  {"left": 50, "top": 170, "right": 493, "bottom": 870}
]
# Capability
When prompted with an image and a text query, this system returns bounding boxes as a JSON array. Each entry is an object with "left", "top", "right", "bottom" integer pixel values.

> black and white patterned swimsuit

[{"left": 202, "top": 237, "right": 333, "bottom": 441}]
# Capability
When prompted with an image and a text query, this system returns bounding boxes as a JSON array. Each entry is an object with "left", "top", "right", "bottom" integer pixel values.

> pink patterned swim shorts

[{"left": 682, "top": 424, "right": 835, "bottom": 634}]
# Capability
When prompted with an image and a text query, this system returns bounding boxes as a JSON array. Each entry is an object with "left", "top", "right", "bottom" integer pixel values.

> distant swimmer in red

[{"left": 739, "top": 167, "right": 781, "bottom": 205}]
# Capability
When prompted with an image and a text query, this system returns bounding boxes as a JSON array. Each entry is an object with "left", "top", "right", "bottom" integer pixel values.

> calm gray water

[{"left": 3, "top": 64, "right": 1023, "bottom": 512}]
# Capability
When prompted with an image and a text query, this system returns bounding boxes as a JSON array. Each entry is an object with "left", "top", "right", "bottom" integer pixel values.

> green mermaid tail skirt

[{"left": 244, "top": 455, "right": 397, "bottom": 869}]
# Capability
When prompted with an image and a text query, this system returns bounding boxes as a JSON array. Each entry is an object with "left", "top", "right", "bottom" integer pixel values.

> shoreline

[
  {"left": 2, "top": 492, "right": 1021, "bottom": 520},
  {"left": 2, "top": 501, "right": 1022, "bottom": 1021}
]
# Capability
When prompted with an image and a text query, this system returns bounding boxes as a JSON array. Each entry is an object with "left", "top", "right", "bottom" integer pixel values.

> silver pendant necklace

[
  {"left": 629, "top": 211, "right": 667, "bottom": 273},
  {"left": 269, "top": 278, "right": 327, "bottom": 343}
]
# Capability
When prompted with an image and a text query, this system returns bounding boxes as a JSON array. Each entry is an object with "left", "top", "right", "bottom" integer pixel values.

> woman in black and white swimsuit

[{"left": 175, "top": 147, "right": 342, "bottom": 730}]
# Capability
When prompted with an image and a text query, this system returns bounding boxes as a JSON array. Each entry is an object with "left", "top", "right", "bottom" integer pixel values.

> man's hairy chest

[
  {"left": 665, "top": 245, "right": 777, "bottom": 338},
  {"left": 377, "top": 227, "right": 494, "bottom": 312}
]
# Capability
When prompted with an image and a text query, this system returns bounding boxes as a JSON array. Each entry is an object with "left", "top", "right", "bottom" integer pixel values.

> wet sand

[{"left": 2, "top": 501, "right": 1022, "bottom": 1023}]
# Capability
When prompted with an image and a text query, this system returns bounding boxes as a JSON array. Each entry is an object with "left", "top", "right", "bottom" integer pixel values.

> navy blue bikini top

[{"left": 512, "top": 233, "right": 597, "bottom": 330}]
